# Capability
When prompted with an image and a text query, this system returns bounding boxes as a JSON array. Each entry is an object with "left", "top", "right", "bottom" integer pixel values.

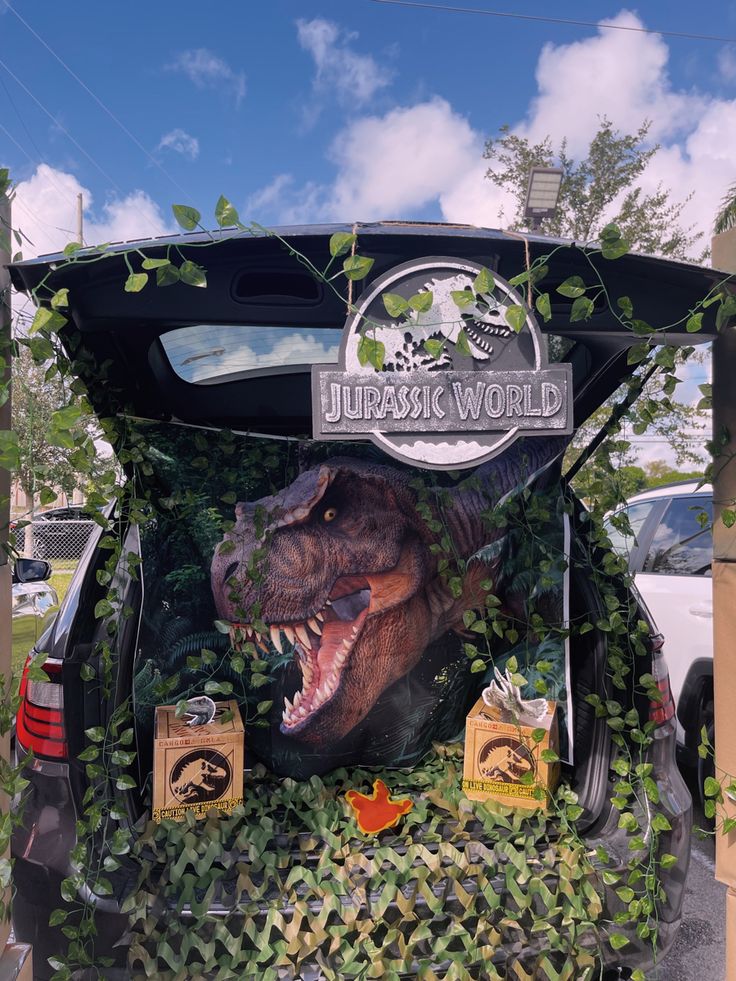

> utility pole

[{"left": 76, "top": 192, "right": 84, "bottom": 246}]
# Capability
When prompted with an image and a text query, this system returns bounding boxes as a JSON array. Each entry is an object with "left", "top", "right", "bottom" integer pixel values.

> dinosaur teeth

[
  {"left": 315, "top": 610, "right": 324, "bottom": 622},
  {"left": 283, "top": 625, "right": 296, "bottom": 645},
  {"left": 270, "top": 626, "right": 283, "bottom": 653},
  {"left": 308, "top": 617, "right": 322, "bottom": 635},
  {"left": 293, "top": 690, "right": 302, "bottom": 709},
  {"left": 295, "top": 623, "right": 311, "bottom": 648}
]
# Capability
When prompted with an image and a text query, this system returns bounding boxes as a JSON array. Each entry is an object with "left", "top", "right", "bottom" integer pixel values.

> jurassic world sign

[{"left": 312, "top": 257, "right": 573, "bottom": 469}]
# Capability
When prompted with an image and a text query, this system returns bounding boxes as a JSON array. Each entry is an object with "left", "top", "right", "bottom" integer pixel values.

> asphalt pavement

[{"left": 659, "top": 773, "right": 726, "bottom": 981}]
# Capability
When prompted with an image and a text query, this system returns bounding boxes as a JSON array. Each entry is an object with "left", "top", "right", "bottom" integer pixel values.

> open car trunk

[{"left": 9, "top": 223, "right": 718, "bottom": 976}]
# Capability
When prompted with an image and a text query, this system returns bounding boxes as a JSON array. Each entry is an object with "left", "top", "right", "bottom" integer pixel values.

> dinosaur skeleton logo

[
  {"left": 169, "top": 749, "right": 231, "bottom": 804},
  {"left": 477, "top": 736, "right": 536, "bottom": 783},
  {"left": 312, "top": 256, "right": 572, "bottom": 470}
]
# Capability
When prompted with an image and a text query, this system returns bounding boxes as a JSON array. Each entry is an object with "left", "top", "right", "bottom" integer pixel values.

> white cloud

[
  {"left": 297, "top": 18, "right": 390, "bottom": 111},
  {"left": 157, "top": 128, "right": 199, "bottom": 160},
  {"left": 252, "top": 8, "right": 736, "bottom": 253},
  {"left": 11, "top": 164, "right": 172, "bottom": 259},
  {"left": 718, "top": 45, "right": 736, "bottom": 82},
  {"left": 328, "top": 99, "right": 477, "bottom": 219},
  {"left": 167, "top": 49, "right": 246, "bottom": 106}
]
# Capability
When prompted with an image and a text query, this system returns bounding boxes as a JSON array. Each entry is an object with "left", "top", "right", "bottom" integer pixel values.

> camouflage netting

[{"left": 125, "top": 745, "right": 603, "bottom": 980}]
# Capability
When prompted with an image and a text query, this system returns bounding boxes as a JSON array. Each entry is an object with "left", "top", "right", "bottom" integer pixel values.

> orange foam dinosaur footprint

[{"left": 345, "top": 778, "right": 413, "bottom": 834}]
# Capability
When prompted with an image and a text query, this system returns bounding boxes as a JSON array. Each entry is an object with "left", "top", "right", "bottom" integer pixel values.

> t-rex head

[
  {"left": 211, "top": 440, "right": 565, "bottom": 748},
  {"left": 212, "top": 459, "right": 441, "bottom": 746}
]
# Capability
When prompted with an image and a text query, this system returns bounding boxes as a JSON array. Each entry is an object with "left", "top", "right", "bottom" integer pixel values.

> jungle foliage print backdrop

[{"left": 132, "top": 422, "right": 571, "bottom": 783}]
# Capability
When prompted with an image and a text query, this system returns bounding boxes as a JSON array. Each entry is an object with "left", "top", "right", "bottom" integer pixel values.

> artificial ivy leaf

[
  {"left": 179, "top": 260, "right": 207, "bottom": 288},
  {"left": 204, "top": 680, "right": 233, "bottom": 696},
  {"left": 141, "top": 257, "right": 170, "bottom": 270},
  {"left": 63, "top": 241, "right": 83, "bottom": 256},
  {"left": 600, "top": 223, "right": 622, "bottom": 243},
  {"left": 409, "top": 291, "right": 433, "bottom": 313},
  {"left": 383, "top": 292, "right": 410, "bottom": 318},
  {"left": 49, "top": 909, "right": 68, "bottom": 927},
  {"left": 602, "top": 239, "right": 628, "bottom": 260},
  {"left": 215, "top": 195, "right": 240, "bottom": 227},
  {"left": 473, "top": 266, "right": 495, "bottom": 294},
  {"left": 85, "top": 727, "right": 105, "bottom": 743},
  {"left": 30, "top": 306, "right": 66, "bottom": 335},
  {"left": 609, "top": 933, "right": 629, "bottom": 951},
  {"left": 653, "top": 345, "right": 676, "bottom": 369},
  {"left": 704, "top": 775, "right": 722, "bottom": 797},
  {"left": 329, "top": 232, "right": 356, "bottom": 257},
  {"left": 51, "top": 404, "right": 83, "bottom": 429},
  {"left": 651, "top": 813, "right": 672, "bottom": 832},
  {"left": 357, "top": 333, "right": 385, "bottom": 370},
  {"left": 504, "top": 304, "right": 526, "bottom": 333},
  {"left": 535, "top": 292, "right": 551, "bottom": 322},
  {"left": 156, "top": 263, "right": 180, "bottom": 287},
  {"left": 115, "top": 774, "right": 136, "bottom": 790},
  {"left": 556, "top": 276, "right": 586, "bottom": 298},
  {"left": 722, "top": 509, "right": 736, "bottom": 528},
  {"left": 423, "top": 338, "right": 445, "bottom": 360},
  {"left": 569, "top": 296, "right": 594, "bottom": 322},
  {"left": 470, "top": 658, "right": 485, "bottom": 673},
  {"left": 94, "top": 598, "right": 114, "bottom": 619},
  {"left": 51, "top": 288, "right": 69, "bottom": 309},
  {"left": 257, "top": 700, "right": 273, "bottom": 715},
  {"left": 451, "top": 289, "right": 474, "bottom": 308},
  {"left": 172, "top": 204, "right": 201, "bottom": 231},
  {"left": 343, "top": 254, "right": 374, "bottom": 281},
  {"left": 455, "top": 329, "right": 472, "bottom": 357},
  {"left": 686, "top": 312, "right": 703, "bottom": 333},
  {"left": 124, "top": 272, "right": 148, "bottom": 293},
  {"left": 617, "top": 295, "right": 633, "bottom": 319},
  {"left": 627, "top": 342, "right": 651, "bottom": 365},
  {"left": 659, "top": 853, "right": 678, "bottom": 869}
]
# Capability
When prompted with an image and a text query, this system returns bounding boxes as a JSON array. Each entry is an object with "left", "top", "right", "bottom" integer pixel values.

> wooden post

[{"left": 711, "top": 228, "right": 736, "bottom": 979}]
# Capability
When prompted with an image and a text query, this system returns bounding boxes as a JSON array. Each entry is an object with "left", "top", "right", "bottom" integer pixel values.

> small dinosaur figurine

[
  {"left": 345, "top": 779, "right": 413, "bottom": 834},
  {"left": 481, "top": 667, "right": 549, "bottom": 725},
  {"left": 181, "top": 695, "right": 217, "bottom": 727}
]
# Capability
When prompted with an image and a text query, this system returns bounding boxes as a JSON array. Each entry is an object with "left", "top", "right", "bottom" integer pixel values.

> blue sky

[
  {"left": 1, "top": 0, "right": 726, "bottom": 464},
  {"left": 2, "top": 0, "right": 736, "bottom": 252}
]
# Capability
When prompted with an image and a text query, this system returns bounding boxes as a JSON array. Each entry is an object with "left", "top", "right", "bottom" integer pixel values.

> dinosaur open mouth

[
  {"left": 228, "top": 575, "right": 372, "bottom": 733},
  {"left": 275, "top": 575, "right": 371, "bottom": 732},
  {"left": 228, "top": 544, "right": 420, "bottom": 736}
]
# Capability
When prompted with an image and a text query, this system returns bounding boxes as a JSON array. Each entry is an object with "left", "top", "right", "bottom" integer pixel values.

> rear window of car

[
  {"left": 160, "top": 324, "right": 342, "bottom": 384},
  {"left": 641, "top": 495, "right": 713, "bottom": 576},
  {"left": 605, "top": 501, "right": 657, "bottom": 559}
]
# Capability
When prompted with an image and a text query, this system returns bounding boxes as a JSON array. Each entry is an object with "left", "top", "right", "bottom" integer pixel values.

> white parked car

[{"left": 604, "top": 481, "right": 713, "bottom": 776}]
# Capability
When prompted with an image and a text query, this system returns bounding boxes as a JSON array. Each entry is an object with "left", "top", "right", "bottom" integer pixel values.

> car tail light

[
  {"left": 648, "top": 634, "right": 675, "bottom": 726},
  {"left": 16, "top": 654, "right": 67, "bottom": 760}
]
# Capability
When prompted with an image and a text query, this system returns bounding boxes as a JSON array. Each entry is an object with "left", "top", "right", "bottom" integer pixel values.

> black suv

[{"left": 9, "top": 223, "right": 720, "bottom": 979}]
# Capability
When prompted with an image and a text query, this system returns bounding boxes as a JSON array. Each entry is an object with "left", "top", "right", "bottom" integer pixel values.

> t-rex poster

[{"left": 132, "top": 422, "right": 572, "bottom": 781}]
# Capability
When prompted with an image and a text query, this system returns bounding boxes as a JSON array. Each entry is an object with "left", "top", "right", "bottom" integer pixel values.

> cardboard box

[
  {"left": 152, "top": 700, "right": 244, "bottom": 821},
  {"left": 462, "top": 696, "right": 559, "bottom": 810}
]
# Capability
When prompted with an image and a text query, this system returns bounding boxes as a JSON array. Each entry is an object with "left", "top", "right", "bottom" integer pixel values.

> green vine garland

[{"left": 0, "top": 172, "right": 729, "bottom": 979}]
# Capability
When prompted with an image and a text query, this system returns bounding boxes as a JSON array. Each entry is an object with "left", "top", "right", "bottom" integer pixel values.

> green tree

[
  {"left": 714, "top": 181, "right": 736, "bottom": 235},
  {"left": 484, "top": 118, "right": 703, "bottom": 260},
  {"left": 12, "top": 343, "right": 117, "bottom": 509}
]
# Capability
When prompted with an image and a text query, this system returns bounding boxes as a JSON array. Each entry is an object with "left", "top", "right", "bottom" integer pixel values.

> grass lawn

[{"left": 12, "top": 568, "right": 75, "bottom": 686}]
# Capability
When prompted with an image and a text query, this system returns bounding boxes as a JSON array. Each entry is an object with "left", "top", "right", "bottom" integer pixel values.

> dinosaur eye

[{"left": 323, "top": 506, "right": 338, "bottom": 522}]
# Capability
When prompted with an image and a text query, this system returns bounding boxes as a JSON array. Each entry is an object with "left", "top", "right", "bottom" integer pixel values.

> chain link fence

[{"left": 13, "top": 518, "right": 98, "bottom": 566}]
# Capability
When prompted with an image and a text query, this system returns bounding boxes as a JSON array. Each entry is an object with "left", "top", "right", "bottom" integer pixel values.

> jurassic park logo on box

[
  {"left": 152, "top": 699, "right": 244, "bottom": 822},
  {"left": 462, "top": 690, "right": 559, "bottom": 811}
]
